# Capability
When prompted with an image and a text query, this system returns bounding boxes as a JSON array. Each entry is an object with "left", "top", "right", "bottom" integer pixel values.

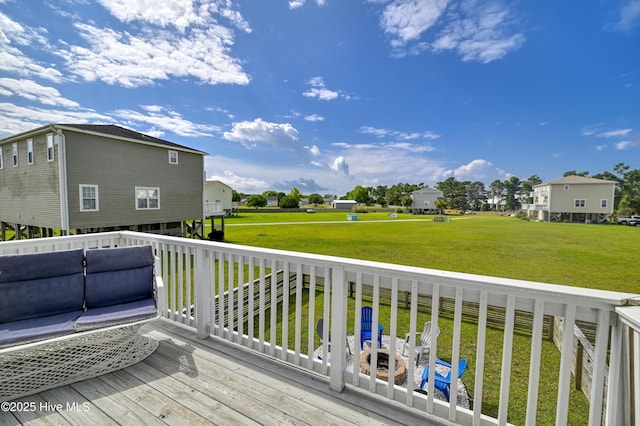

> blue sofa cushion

[
  {"left": 0, "top": 311, "right": 82, "bottom": 348},
  {"left": 85, "top": 246, "right": 154, "bottom": 308},
  {"left": 0, "top": 249, "right": 85, "bottom": 323},
  {"left": 75, "top": 298, "right": 157, "bottom": 331}
]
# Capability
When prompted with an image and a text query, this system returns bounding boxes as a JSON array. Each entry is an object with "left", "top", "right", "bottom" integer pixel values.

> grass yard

[
  {"left": 223, "top": 211, "right": 639, "bottom": 292},
  {"left": 221, "top": 211, "right": 638, "bottom": 425}
]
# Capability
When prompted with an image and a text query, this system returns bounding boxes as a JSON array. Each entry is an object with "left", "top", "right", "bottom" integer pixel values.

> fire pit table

[{"left": 359, "top": 349, "right": 407, "bottom": 385}]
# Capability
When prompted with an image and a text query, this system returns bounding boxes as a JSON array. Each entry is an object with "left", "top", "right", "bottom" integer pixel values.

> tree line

[{"left": 235, "top": 163, "right": 639, "bottom": 215}]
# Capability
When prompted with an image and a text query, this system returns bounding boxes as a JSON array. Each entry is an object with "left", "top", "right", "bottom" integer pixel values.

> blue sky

[{"left": 1, "top": 0, "right": 638, "bottom": 195}]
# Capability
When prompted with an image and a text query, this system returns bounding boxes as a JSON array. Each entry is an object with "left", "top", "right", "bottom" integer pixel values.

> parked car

[
  {"left": 616, "top": 215, "right": 640, "bottom": 226},
  {"left": 464, "top": 210, "right": 476, "bottom": 215}
]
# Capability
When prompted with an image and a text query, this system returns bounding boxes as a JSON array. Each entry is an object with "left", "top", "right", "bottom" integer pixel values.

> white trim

[
  {"left": 168, "top": 150, "right": 178, "bottom": 164},
  {"left": 79, "top": 184, "right": 99, "bottom": 212},
  {"left": 135, "top": 186, "right": 160, "bottom": 210}
]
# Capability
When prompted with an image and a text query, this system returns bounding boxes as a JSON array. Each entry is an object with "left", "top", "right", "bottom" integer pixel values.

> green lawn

[
  {"left": 223, "top": 211, "right": 639, "bottom": 293},
  {"left": 222, "top": 211, "right": 638, "bottom": 425}
]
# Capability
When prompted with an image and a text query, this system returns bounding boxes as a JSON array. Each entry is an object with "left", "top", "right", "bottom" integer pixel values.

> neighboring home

[
  {"left": 266, "top": 195, "right": 279, "bottom": 207},
  {"left": 522, "top": 175, "right": 615, "bottom": 223},
  {"left": 411, "top": 187, "right": 443, "bottom": 214},
  {"left": 332, "top": 200, "right": 357, "bottom": 210},
  {"left": 204, "top": 180, "right": 233, "bottom": 216},
  {"left": 0, "top": 124, "right": 207, "bottom": 239}
]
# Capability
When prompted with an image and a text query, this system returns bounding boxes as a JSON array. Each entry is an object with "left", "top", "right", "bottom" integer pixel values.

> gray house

[
  {"left": 0, "top": 124, "right": 207, "bottom": 239},
  {"left": 411, "top": 187, "right": 443, "bottom": 214}
]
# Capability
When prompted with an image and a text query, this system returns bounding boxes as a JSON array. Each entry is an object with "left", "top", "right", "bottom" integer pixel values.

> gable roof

[
  {"left": 537, "top": 175, "right": 616, "bottom": 186},
  {"left": 0, "top": 123, "right": 207, "bottom": 155}
]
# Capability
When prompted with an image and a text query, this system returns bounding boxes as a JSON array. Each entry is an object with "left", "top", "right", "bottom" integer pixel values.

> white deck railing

[{"left": 1, "top": 231, "right": 638, "bottom": 426}]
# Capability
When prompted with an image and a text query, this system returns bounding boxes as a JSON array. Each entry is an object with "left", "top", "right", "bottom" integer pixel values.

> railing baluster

[
  {"left": 556, "top": 304, "right": 577, "bottom": 426},
  {"left": 248, "top": 256, "right": 255, "bottom": 349},
  {"left": 217, "top": 251, "right": 225, "bottom": 338},
  {"left": 449, "top": 286, "right": 464, "bottom": 422},
  {"left": 237, "top": 255, "right": 245, "bottom": 344},
  {"left": 526, "top": 299, "right": 544, "bottom": 426},
  {"left": 353, "top": 271, "right": 363, "bottom": 387},
  {"left": 281, "top": 260, "right": 290, "bottom": 361},
  {"left": 473, "top": 290, "right": 488, "bottom": 425},
  {"left": 227, "top": 253, "right": 235, "bottom": 342},
  {"left": 294, "top": 263, "right": 303, "bottom": 364},
  {"left": 497, "top": 294, "right": 516, "bottom": 426},
  {"left": 258, "top": 257, "right": 266, "bottom": 352},
  {"left": 405, "top": 280, "right": 419, "bottom": 407},
  {"left": 388, "top": 277, "right": 399, "bottom": 399},
  {"left": 426, "top": 283, "right": 440, "bottom": 413},
  {"left": 269, "top": 258, "right": 277, "bottom": 357},
  {"left": 307, "top": 266, "right": 317, "bottom": 370},
  {"left": 589, "top": 308, "right": 610, "bottom": 425}
]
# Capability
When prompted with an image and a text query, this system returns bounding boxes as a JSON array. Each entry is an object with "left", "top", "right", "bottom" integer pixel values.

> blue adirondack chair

[
  {"left": 360, "top": 306, "right": 383, "bottom": 349},
  {"left": 420, "top": 358, "right": 467, "bottom": 402}
]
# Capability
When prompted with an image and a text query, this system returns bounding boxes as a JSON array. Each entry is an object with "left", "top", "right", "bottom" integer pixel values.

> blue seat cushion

[
  {"left": 85, "top": 246, "right": 154, "bottom": 309},
  {"left": 75, "top": 299, "right": 157, "bottom": 331},
  {"left": 0, "top": 249, "right": 85, "bottom": 323},
  {"left": 0, "top": 311, "right": 82, "bottom": 348}
]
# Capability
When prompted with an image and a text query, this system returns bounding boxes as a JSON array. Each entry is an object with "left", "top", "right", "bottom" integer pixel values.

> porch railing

[{"left": 1, "top": 231, "right": 638, "bottom": 426}]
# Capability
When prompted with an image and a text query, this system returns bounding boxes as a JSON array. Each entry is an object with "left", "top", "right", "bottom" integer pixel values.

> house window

[
  {"left": 136, "top": 187, "right": 160, "bottom": 210},
  {"left": 47, "top": 133, "right": 54, "bottom": 162},
  {"left": 27, "top": 139, "right": 34, "bottom": 164},
  {"left": 12, "top": 143, "right": 18, "bottom": 167},
  {"left": 0, "top": 147, "right": 3, "bottom": 169},
  {"left": 601, "top": 199, "right": 608, "bottom": 208},
  {"left": 564, "top": 184, "right": 570, "bottom": 190},
  {"left": 80, "top": 185, "right": 99, "bottom": 211},
  {"left": 574, "top": 199, "right": 586, "bottom": 208},
  {"left": 168, "top": 150, "right": 178, "bottom": 164}
]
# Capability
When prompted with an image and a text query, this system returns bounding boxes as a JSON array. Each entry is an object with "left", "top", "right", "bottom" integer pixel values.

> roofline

[
  {"left": 54, "top": 124, "right": 208, "bottom": 155},
  {"left": 0, "top": 124, "right": 208, "bottom": 156},
  {"left": 0, "top": 124, "right": 56, "bottom": 144}
]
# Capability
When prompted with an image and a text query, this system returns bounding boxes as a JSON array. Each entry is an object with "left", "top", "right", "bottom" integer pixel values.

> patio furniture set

[{"left": 318, "top": 306, "right": 468, "bottom": 401}]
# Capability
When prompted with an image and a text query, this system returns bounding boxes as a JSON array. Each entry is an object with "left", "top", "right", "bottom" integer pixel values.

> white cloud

[
  {"left": 113, "top": 105, "right": 220, "bottom": 137},
  {"left": 616, "top": 140, "right": 633, "bottom": 150},
  {"left": 0, "top": 78, "right": 79, "bottom": 107},
  {"left": 304, "top": 114, "right": 325, "bottom": 122},
  {"left": 447, "top": 159, "right": 494, "bottom": 180},
  {"left": 289, "top": 0, "right": 326, "bottom": 9},
  {"left": 360, "top": 125, "right": 441, "bottom": 140},
  {"left": 60, "top": 23, "right": 249, "bottom": 87},
  {"left": 382, "top": 0, "right": 449, "bottom": 46},
  {"left": 0, "top": 12, "right": 64, "bottom": 82},
  {"left": 223, "top": 118, "right": 300, "bottom": 148},
  {"left": 596, "top": 128, "right": 633, "bottom": 138},
  {"left": 98, "top": 0, "right": 251, "bottom": 33},
  {"left": 378, "top": 0, "right": 525, "bottom": 62},
  {"left": 330, "top": 156, "right": 350, "bottom": 175},
  {"left": 303, "top": 76, "right": 340, "bottom": 100},
  {"left": 595, "top": 144, "right": 607, "bottom": 151},
  {"left": 612, "top": 0, "right": 640, "bottom": 32},
  {"left": 206, "top": 169, "right": 269, "bottom": 193},
  {"left": 0, "top": 102, "right": 112, "bottom": 137}
]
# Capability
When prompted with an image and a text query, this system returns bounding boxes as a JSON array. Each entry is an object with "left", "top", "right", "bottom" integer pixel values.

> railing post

[
  {"left": 606, "top": 316, "right": 626, "bottom": 426},
  {"left": 195, "top": 247, "right": 212, "bottom": 339},
  {"left": 329, "top": 265, "right": 346, "bottom": 393}
]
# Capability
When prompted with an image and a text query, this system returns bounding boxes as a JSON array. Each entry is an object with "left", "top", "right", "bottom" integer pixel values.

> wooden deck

[{"left": 1, "top": 320, "right": 444, "bottom": 426}]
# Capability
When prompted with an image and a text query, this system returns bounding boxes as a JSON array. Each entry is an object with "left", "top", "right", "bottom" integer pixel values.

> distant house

[
  {"left": 0, "top": 124, "right": 207, "bottom": 239},
  {"left": 204, "top": 180, "right": 233, "bottom": 216},
  {"left": 332, "top": 200, "right": 357, "bottom": 210},
  {"left": 411, "top": 188, "right": 443, "bottom": 214},
  {"left": 266, "top": 195, "right": 279, "bottom": 207},
  {"left": 522, "top": 175, "right": 615, "bottom": 223}
]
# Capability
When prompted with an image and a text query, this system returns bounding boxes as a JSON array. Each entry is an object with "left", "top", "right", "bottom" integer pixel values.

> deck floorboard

[{"left": 1, "top": 320, "right": 444, "bottom": 426}]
